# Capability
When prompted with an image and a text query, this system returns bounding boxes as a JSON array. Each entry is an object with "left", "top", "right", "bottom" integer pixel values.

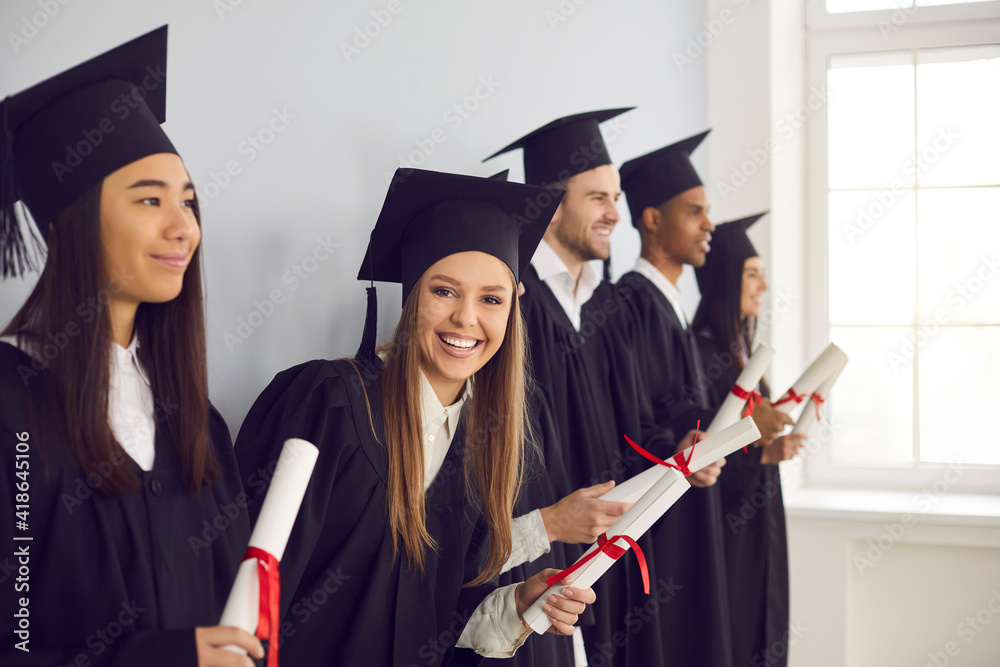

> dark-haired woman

[
  {"left": 234, "top": 168, "right": 596, "bottom": 666},
  {"left": 691, "top": 213, "right": 804, "bottom": 667},
  {"left": 0, "top": 28, "right": 262, "bottom": 666}
]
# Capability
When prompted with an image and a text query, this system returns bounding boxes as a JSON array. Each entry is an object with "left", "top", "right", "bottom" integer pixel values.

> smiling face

[
  {"left": 741, "top": 256, "right": 768, "bottom": 318},
  {"left": 99, "top": 153, "right": 200, "bottom": 307},
  {"left": 414, "top": 251, "right": 515, "bottom": 404},
  {"left": 546, "top": 163, "right": 621, "bottom": 263},
  {"left": 648, "top": 185, "right": 714, "bottom": 270}
]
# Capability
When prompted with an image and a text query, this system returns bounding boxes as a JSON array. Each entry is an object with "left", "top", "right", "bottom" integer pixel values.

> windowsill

[{"left": 783, "top": 486, "right": 1000, "bottom": 528}]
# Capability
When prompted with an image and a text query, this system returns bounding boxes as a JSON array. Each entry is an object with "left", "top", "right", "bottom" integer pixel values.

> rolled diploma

[
  {"left": 772, "top": 343, "right": 848, "bottom": 417},
  {"left": 705, "top": 343, "right": 775, "bottom": 437},
  {"left": 791, "top": 356, "right": 847, "bottom": 435},
  {"left": 522, "top": 467, "right": 690, "bottom": 634},
  {"left": 524, "top": 417, "right": 761, "bottom": 634},
  {"left": 602, "top": 415, "right": 763, "bottom": 504},
  {"left": 219, "top": 437, "right": 319, "bottom": 651}
]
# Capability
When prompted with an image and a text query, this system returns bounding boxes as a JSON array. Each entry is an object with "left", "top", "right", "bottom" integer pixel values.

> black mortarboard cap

[
  {"left": 620, "top": 130, "right": 710, "bottom": 229},
  {"left": 694, "top": 211, "right": 766, "bottom": 296},
  {"left": 354, "top": 168, "right": 565, "bottom": 366},
  {"left": 0, "top": 26, "right": 175, "bottom": 278},
  {"left": 483, "top": 108, "right": 634, "bottom": 186}
]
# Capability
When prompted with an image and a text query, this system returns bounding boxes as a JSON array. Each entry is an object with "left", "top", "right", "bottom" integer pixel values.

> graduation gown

[
  {"left": 519, "top": 267, "right": 671, "bottom": 667},
  {"left": 482, "top": 387, "right": 577, "bottom": 667},
  {"left": 617, "top": 270, "right": 735, "bottom": 667},
  {"left": 0, "top": 342, "right": 249, "bottom": 666},
  {"left": 234, "top": 357, "right": 498, "bottom": 667},
  {"left": 695, "top": 328, "right": 790, "bottom": 667}
]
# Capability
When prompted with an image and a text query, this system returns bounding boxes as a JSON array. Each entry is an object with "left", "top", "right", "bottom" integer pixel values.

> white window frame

[{"left": 804, "top": 7, "right": 1000, "bottom": 493}]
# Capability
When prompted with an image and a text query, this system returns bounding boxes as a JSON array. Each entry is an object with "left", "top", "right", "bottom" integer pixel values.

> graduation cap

[
  {"left": 620, "top": 130, "right": 710, "bottom": 229},
  {"left": 694, "top": 211, "right": 767, "bottom": 297},
  {"left": 355, "top": 168, "right": 565, "bottom": 365},
  {"left": 0, "top": 25, "right": 175, "bottom": 278},
  {"left": 483, "top": 108, "right": 634, "bottom": 186}
]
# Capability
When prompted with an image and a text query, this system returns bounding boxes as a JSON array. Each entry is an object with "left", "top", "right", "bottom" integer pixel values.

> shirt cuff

[
  {"left": 501, "top": 509, "right": 551, "bottom": 573},
  {"left": 456, "top": 583, "right": 532, "bottom": 658}
]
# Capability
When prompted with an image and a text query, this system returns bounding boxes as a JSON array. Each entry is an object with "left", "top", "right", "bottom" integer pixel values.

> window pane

[
  {"left": 917, "top": 188, "right": 1000, "bottom": 325},
  {"left": 829, "top": 190, "right": 916, "bottom": 325},
  {"left": 828, "top": 326, "right": 914, "bottom": 464},
  {"left": 916, "top": 45, "right": 1000, "bottom": 187},
  {"left": 826, "top": 0, "right": 911, "bottom": 12},
  {"left": 919, "top": 326, "right": 1000, "bottom": 465},
  {"left": 828, "top": 52, "right": 915, "bottom": 189}
]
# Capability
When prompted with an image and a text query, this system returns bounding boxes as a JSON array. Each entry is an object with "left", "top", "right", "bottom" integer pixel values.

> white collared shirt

[
  {"left": 417, "top": 370, "right": 532, "bottom": 657},
  {"left": 531, "top": 239, "right": 602, "bottom": 331},
  {"left": 633, "top": 256, "right": 689, "bottom": 329},
  {"left": 1, "top": 334, "right": 156, "bottom": 470}
]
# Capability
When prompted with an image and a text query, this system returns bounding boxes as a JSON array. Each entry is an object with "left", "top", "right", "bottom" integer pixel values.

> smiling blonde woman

[{"left": 234, "top": 168, "right": 598, "bottom": 666}]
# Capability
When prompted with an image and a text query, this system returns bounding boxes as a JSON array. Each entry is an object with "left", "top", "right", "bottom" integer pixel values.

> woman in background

[{"left": 692, "top": 212, "right": 805, "bottom": 667}]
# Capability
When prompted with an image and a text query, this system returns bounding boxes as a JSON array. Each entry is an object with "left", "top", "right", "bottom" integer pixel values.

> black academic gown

[
  {"left": 0, "top": 342, "right": 249, "bottom": 666},
  {"left": 234, "top": 357, "right": 500, "bottom": 667},
  {"left": 520, "top": 266, "right": 671, "bottom": 667},
  {"left": 482, "top": 387, "right": 577, "bottom": 667},
  {"left": 617, "top": 271, "right": 735, "bottom": 667},
  {"left": 695, "top": 329, "right": 790, "bottom": 667}
]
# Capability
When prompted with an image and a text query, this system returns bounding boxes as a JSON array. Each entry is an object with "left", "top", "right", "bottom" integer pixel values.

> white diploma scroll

[
  {"left": 602, "top": 416, "right": 762, "bottom": 504},
  {"left": 791, "top": 356, "right": 847, "bottom": 435},
  {"left": 704, "top": 343, "right": 775, "bottom": 437},
  {"left": 220, "top": 437, "right": 319, "bottom": 651},
  {"left": 772, "top": 343, "right": 848, "bottom": 418},
  {"left": 524, "top": 417, "right": 761, "bottom": 634}
]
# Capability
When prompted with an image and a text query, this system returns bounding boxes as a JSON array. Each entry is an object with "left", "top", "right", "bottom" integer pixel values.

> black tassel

[
  {"left": 355, "top": 285, "right": 378, "bottom": 370},
  {"left": 0, "top": 100, "right": 44, "bottom": 280}
]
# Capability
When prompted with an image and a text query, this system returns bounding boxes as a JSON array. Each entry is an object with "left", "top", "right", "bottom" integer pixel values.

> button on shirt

[
  {"left": 633, "top": 257, "right": 690, "bottom": 329},
  {"left": 417, "top": 370, "right": 532, "bottom": 657},
  {"left": 531, "top": 239, "right": 602, "bottom": 331}
]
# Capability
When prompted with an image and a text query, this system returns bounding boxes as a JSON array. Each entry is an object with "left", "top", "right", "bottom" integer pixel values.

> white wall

[{"left": 0, "top": 0, "right": 710, "bottom": 436}]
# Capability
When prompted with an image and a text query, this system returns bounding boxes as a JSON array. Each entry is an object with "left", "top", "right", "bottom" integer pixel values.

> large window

[{"left": 806, "top": 2, "right": 1000, "bottom": 489}]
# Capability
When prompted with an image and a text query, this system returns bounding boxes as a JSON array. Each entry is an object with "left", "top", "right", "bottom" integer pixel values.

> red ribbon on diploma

[
  {"left": 623, "top": 420, "right": 701, "bottom": 477},
  {"left": 772, "top": 388, "right": 805, "bottom": 409},
  {"left": 810, "top": 393, "right": 825, "bottom": 422},
  {"left": 544, "top": 533, "right": 649, "bottom": 594},
  {"left": 243, "top": 546, "right": 280, "bottom": 667},
  {"left": 731, "top": 384, "right": 762, "bottom": 418},
  {"left": 731, "top": 385, "right": 761, "bottom": 451}
]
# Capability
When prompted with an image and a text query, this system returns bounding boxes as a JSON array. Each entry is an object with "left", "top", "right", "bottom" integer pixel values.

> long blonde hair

[{"left": 376, "top": 272, "right": 529, "bottom": 586}]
